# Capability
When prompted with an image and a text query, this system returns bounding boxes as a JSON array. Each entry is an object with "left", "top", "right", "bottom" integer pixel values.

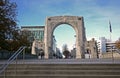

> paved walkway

[{"left": 0, "top": 59, "right": 120, "bottom": 64}]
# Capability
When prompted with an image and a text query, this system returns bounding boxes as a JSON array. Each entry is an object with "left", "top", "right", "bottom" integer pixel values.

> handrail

[
  {"left": 0, "top": 46, "right": 26, "bottom": 74},
  {"left": 0, "top": 46, "right": 23, "bottom": 69}
]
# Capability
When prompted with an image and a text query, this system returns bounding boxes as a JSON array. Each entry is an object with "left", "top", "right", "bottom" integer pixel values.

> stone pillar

[
  {"left": 44, "top": 19, "right": 49, "bottom": 59},
  {"left": 31, "top": 41, "right": 36, "bottom": 55}
]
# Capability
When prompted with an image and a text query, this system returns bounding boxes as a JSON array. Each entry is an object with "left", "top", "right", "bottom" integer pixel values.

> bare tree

[
  {"left": 62, "top": 44, "right": 70, "bottom": 59},
  {"left": 62, "top": 44, "right": 68, "bottom": 52}
]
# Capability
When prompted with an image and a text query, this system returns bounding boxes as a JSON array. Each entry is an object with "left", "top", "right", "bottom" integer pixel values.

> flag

[{"left": 109, "top": 21, "right": 112, "bottom": 33}]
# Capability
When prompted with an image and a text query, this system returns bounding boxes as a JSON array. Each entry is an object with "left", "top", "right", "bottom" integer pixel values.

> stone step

[
  {"left": 1, "top": 59, "right": 120, "bottom": 78},
  {"left": 4, "top": 70, "right": 120, "bottom": 75},
  {"left": 1, "top": 59, "right": 120, "bottom": 64},
  {"left": 6, "top": 67, "right": 120, "bottom": 70},
  {"left": 7, "top": 63, "right": 120, "bottom": 66},
  {"left": 6, "top": 64, "right": 120, "bottom": 70},
  {"left": 1, "top": 75, "right": 120, "bottom": 78}
]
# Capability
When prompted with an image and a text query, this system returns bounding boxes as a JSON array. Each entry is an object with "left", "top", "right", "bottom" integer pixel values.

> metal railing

[{"left": 0, "top": 46, "right": 26, "bottom": 75}]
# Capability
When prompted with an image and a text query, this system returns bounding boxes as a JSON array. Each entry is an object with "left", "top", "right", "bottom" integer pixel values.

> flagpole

[
  {"left": 109, "top": 20, "right": 114, "bottom": 63},
  {"left": 109, "top": 20, "right": 112, "bottom": 41},
  {"left": 110, "top": 31, "right": 112, "bottom": 41},
  {"left": 110, "top": 31, "right": 114, "bottom": 63}
]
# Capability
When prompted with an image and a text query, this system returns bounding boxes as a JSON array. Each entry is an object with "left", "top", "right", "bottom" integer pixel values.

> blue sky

[
  {"left": 53, "top": 24, "right": 76, "bottom": 50},
  {"left": 12, "top": 0, "right": 120, "bottom": 50}
]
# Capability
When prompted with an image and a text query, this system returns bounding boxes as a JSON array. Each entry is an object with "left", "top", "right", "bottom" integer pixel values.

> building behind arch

[{"left": 21, "top": 26, "right": 98, "bottom": 59}]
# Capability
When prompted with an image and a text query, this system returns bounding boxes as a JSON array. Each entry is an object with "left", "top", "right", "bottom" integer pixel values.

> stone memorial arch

[{"left": 44, "top": 16, "right": 86, "bottom": 59}]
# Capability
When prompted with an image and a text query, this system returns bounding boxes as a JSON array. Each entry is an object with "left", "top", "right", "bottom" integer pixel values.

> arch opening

[{"left": 52, "top": 24, "right": 76, "bottom": 59}]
